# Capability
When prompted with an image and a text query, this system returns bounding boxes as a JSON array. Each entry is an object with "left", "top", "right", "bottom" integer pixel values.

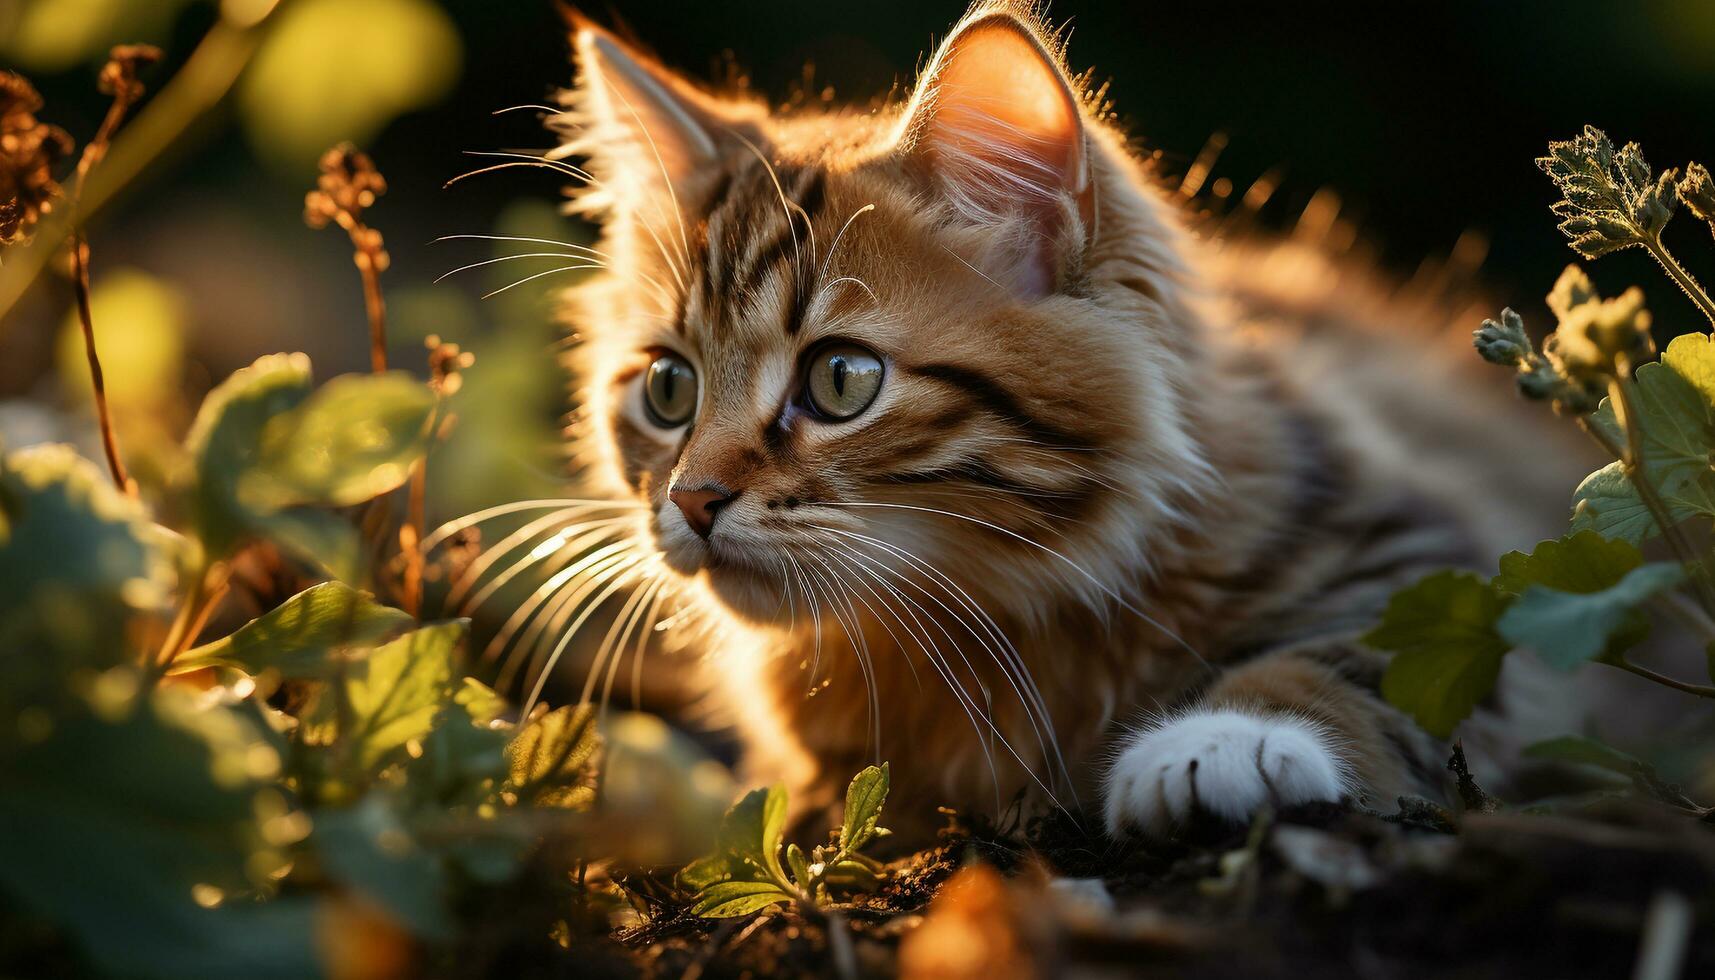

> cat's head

[{"left": 555, "top": 2, "right": 1214, "bottom": 626}]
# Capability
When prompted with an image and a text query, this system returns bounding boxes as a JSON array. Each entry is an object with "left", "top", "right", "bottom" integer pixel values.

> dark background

[{"left": 6, "top": 0, "right": 1715, "bottom": 516}]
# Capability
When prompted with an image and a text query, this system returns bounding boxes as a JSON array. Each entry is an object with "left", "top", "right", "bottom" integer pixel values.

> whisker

[
  {"left": 826, "top": 500, "right": 1206, "bottom": 668},
  {"left": 435, "top": 251, "right": 608, "bottom": 284},
  {"left": 423, "top": 498, "right": 638, "bottom": 552},
  {"left": 520, "top": 555, "right": 654, "bottom": 720},
  {"left": 481, "top": 263, "right": 605, "bottom": 299},
  {"left": 820, "top": 203, "right": 875, "bottom": 279}
]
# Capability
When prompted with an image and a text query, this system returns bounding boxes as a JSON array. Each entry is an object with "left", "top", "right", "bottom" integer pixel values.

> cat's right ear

[{"left": 562, "top": 15, "right": 753, "bottom": 208}]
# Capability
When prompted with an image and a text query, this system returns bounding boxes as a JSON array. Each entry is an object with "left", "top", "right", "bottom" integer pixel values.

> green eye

[
  {"left": 643, "top": 352, "right": 697, "bottom": 427},
  {"left": 805, "top": 343, "right": 884, "bottom": 421}
]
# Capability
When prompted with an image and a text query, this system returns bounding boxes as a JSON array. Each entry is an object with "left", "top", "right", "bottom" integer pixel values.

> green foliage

[
  {"left": 681, "top": 764, "right": 891, "bottom": 919},
  {"left": 173, "top": 581, "right": 414, "bottom": 678},
  {"left": 1574, "top": 333, "right": 1715, "bottom": 543},
  {"left": 0, "top": 344, "right": 669, "bottom": 975},
  {"left": 1390, "top": 126, "right": 1715, "bottom": 746},
  {"left": 1367, "top": 532, "right": 1672, "bottom": 736},
  {"left": 1368, "top": 572, "right": 1511, "bottom": 738},
  {"left": 240, "top": 371, "right": 433, "bottom": 511},
  {"left": 1498, "top": 564, "right": 1684, "bottom": 670}
]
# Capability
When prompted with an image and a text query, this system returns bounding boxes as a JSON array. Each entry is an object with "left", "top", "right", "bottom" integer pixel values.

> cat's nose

[{"left": 669, "top": 483, "right": 737, "bottom": 539}]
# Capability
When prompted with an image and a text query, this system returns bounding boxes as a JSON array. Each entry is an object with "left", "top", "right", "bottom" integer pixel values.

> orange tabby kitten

[{"left": 548, "top": 2, "right": 1587, "bottom": 838}]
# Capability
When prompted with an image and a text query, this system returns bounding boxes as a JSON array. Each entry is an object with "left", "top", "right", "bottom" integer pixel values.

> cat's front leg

[{"left": 1102, "top": 643, "right": 1433, "bottom": 838}]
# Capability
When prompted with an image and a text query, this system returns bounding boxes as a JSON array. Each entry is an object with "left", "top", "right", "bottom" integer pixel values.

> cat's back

[{"left": 1198, "top": 234, "right": 1597, "bottom": 560}]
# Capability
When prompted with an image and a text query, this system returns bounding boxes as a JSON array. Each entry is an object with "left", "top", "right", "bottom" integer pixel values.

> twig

[
  {"left": 1608, "top": 657, "right": 1715, "bottom": 699},
  {"left": 1643, "top": 238, "right": 1715, "bottom": 331},
  {"left": 64, "top": 46, "right": 162, "bottom": 497},
  {"left": 69, "top": 237, "right": 130, "bottom": 495},
  {"left": 400, "top": 459, "right": 426, "bottom": 615}
]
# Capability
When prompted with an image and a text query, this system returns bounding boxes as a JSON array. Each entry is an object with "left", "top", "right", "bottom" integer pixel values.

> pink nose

[{"left": 669, "top": 484, "right": 736, "bottom": 539}]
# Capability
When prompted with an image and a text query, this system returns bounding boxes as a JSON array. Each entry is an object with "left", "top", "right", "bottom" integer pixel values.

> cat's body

[{"left": 550, "top": 2, "right": 1591, "bottom": 839}]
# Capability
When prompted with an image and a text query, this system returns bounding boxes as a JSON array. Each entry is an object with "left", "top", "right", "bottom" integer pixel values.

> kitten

[{"left": 548, "top": 1, "right": 1589, "bottom": 839}]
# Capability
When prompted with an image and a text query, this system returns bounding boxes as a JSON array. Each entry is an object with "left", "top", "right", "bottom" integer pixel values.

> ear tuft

[
  {"left": 555, "top": 19, "right": 747, "bottom": 217},
  {"left": 899, "top": 7, "right": 1093, "bottom": 294}
]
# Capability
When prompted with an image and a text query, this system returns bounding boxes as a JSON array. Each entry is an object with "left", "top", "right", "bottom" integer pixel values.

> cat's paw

[{"left": 1102, "top": 708, "right": 1349, "bottom": 838}]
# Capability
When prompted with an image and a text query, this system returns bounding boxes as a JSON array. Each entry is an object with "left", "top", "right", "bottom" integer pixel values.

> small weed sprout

[{"left": 680, "top": 764, "right": 892, "bottom": 918}]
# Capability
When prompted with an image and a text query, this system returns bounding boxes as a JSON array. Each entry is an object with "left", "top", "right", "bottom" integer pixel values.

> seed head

[
  {"left": 425, "top": 334, "right": 475, "bottom": 397},
  {"left": 97, "top": 45, "right": 163, "bottom": 105},
  {"left": 0, "top": 72, "right": 73, "bottom": 245}
]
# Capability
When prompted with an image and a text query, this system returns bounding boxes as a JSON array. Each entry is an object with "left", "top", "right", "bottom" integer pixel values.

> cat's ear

[
  {"left": 897, "top": 9, "right": 1094, "bottom": 295},
  {"left": 565, "top": 17, "right": 753, "bottom": 207}
]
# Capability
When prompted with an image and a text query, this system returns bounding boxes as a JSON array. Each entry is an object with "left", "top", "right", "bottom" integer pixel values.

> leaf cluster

[
  {"left": 1366, "top": 532, "right": 1683, "bottom": 737},
  {"left": 678, "top": 764, "right": 892, "bottom": 918},
  {"left": 0, "top": 351, "right": 608, "bottom": 978}
]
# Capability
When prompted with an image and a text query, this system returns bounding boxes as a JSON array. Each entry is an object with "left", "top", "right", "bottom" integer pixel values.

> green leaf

[
  {"left": 410, "top": 699, "right": 511, "bottom": 807},
  {"left": 1577, "top": 333, "right": 1715, "bottom": 543},
  {"left": 1491, "top": 530, "right": 1643, "bottom": 596},
  {"left": 239, "top": 371, "right": 434, "bottom": 511},
  {"left": 1572, "top": 461, "right": 1715, "bottom": 545},
  {"left": 0, "top": 686, "right": 315, "bottom": 979},
  {"left": 342, "top": 621, "right": 466, "bottom": 772},
  {"left": 174, "top": 581, "right": 413, "bottom": 678},
  {"left": 455, "top": 676, "right": 508, "bottom": 725},
  {"left": 0, "top": 444, "right": 177, "bottom": 668},
  {"left": 505, "top": 704, "right": 599, "bottom": 809},
  {"left": 838, "top": 763, "right": 890, "bottom": 852},
  {"left": 314, "top": 794, "right": 449, "bottom": 935},
  {"left": 1523, "top": 735, "right": 1648, "bottom": 778},
  {"left": 1497, "top": 563, "right": 1685, "bottom": 669},
  {"left": 786, "top": 843, "right": 811, "bottom": 889},
  {"left": 689, "top": 879, "right": 793, "bottom": 918},
  {"left": 185, "top": 353, "right": 315, "bottom": 557},
  {"left": 1366, "top": 571, "right": 1511, "bottom": 738},
  {"left": 757, "top": 784, "right": 790, "bottom": 886}
]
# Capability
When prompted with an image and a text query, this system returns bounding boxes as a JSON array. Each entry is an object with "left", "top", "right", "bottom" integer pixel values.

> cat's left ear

[{"left": 897, "top": 9, "right": 1095, "bottom": 295}]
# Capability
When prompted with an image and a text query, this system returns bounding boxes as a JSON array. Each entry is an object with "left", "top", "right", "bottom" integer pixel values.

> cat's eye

[
  {"left": 805, "top": 343, "right": 884, "bottom": 421},
  {"left": 642, "top": 352, "right": 697, "bottom": 427}
]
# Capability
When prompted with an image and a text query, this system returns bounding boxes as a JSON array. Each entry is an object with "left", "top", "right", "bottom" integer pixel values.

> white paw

[{"left": 1102, "top": 709, "right": 1349, "bottom": 838}]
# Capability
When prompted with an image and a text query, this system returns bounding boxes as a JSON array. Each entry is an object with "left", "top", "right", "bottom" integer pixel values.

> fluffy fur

[{"left": 542, "top": 2, "right": 1592, "bottom": 839}]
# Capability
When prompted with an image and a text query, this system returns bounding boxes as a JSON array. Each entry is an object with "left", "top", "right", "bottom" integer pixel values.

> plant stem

[
  {"left": 336, "top": 217, "right": 389, "bottom": 373},
  {"left": 1643, "top": 238, "right": 1715, "bottom": 331},
  {"left": 1607, "top": 373, "right": 1715, "bottom": 617},
  {"left": 62, "top": 50, "right": 157, "bottom": 498},
  {"left": 0, "top": 11, "right": 279, "bottom": 329},
  {"left": 1607, "top": 657, "right": 1715, "bottom": 699},
  {"left": 400, "top": 458, "right": 426, "bottom": 615},
  {"left": 69, "top": 236, "right": 132, "bottom": 496}
]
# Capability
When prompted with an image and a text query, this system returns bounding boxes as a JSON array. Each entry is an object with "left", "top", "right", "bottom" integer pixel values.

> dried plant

[
  {"left": 399, "top": 334, "right": 475, "bottom": 614},
  {"left": 0, "top": 72, "right": 73, "bottom": 246},
  {"left": 306, "top": 143, "right": 392, "bottom": 373}
]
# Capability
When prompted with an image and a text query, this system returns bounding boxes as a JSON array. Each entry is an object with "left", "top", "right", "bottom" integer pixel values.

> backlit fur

[{"left": 545, "top": 2, "right": 1592, "bottom": 837}]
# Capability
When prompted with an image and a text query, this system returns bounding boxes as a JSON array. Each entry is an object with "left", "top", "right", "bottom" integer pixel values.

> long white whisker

[
  {"left": 820, "top": 203, "right": 875, "bottom": 279},
  {"left": 825, "top": 500, "right": 1205, "bottom": 667},
  {"left": 435, "top": 252, "right": 607, "bottom": 284},
  {"left": 481, "top": 263, "right": 605, "bottom": 299}
]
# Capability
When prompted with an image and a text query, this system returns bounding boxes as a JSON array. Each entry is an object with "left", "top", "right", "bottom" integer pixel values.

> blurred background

[{"left": 4, "top": 0, "right": 1715, "bottom": 530}]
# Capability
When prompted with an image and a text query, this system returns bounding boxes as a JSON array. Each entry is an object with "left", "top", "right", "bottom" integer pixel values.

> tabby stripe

[{"left": 902, "top": 362, "right": 1095, "bottom": 450}]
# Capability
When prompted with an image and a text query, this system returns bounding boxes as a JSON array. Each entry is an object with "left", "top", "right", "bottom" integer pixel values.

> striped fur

[{"left": 549, "top": 3, "right": 1593, "bottom": 837}]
